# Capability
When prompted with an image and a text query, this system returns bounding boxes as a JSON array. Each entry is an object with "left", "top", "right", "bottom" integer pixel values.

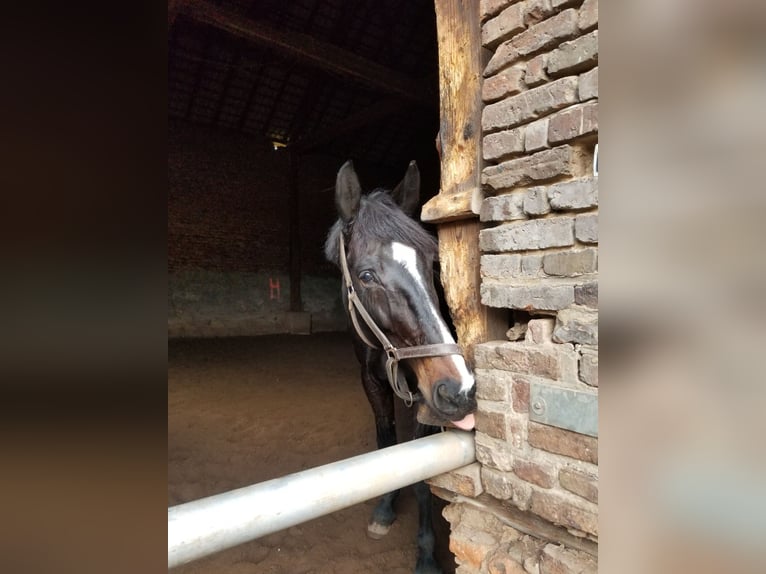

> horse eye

[{"left": 358, "top": 270, "right": 375, "bottom": 285}]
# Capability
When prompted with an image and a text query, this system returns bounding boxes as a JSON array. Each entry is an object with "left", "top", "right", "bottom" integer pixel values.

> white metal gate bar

[{"left": 168, "top": 430, "right": 475, "bottom": 568}]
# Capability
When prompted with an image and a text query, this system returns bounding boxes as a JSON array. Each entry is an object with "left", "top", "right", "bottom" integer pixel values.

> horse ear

[
  {"left": 392, "top": 160, "right": 420, "bottom": 216},
  {"left": 335, "top": 160, "right": 361, "bottom": 222}
]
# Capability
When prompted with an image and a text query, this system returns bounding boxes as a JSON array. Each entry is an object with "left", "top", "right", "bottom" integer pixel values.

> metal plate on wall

[{"left": 529, "top": 382, "right": 598, "bottom": 437}]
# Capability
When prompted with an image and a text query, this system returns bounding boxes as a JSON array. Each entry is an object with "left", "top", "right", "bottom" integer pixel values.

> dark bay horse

[{"left": 325, "top": 160, "right": 477, "bottom": 574}]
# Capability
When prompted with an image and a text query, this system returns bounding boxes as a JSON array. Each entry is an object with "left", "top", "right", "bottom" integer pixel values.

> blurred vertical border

[
  {"left": 601, "top": 1, "right": 766, "bottom": 573},
  {"left": 0, "top": 1, "right": 168, "bottom": 573}
]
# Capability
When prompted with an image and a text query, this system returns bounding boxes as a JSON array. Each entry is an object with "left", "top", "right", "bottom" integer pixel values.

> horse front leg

[
  {"left": 413, "top": 422, "right": 443, "bottom": 574},
  {"left": 361, "top": 368, "right": 400, "bottom": 539}
]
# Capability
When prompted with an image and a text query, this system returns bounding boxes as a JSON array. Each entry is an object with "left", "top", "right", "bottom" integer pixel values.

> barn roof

[{"left": 169, "top": 0, "right": 440, "bottom": 169}]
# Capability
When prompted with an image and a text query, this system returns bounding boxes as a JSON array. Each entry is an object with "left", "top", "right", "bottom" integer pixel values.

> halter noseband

[{"left": 338, "top": 233, "right": 463, "bottom": 406}]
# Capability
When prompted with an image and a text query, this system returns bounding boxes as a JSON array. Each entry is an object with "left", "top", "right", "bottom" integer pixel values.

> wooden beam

[
  {"left": 288, "top": 151, "right": 302, "bottom": 312},
  {"left": 180, "top": 0, "right": 434, "bottom": 106},
  {"left": 429, "top": 0, "right": 506, "bottom": 365},
  {"left": 421, "top": 187, "right": 482, "bottom": 223}
]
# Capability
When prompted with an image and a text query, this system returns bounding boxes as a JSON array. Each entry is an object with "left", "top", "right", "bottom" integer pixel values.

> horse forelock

[{"left": 324, "top": 190, "right": 438, "bottom": 266}]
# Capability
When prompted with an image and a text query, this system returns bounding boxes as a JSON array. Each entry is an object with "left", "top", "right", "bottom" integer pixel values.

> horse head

[{"left": 326, "top": 160, "right": 476, "bottom": 430}]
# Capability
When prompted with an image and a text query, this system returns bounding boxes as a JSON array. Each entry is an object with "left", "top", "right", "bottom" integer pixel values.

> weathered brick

[
  {"left": 521, "top": 254, "right": 544, "bottom": 277},
  {"left": 512, "top": 376, "right": 530, "bottom": 413},
  {"left": 446, "top": 502, "right": 519, "bottom": 538},
  {"left": 479, "top": 217, "right": 574, "bottom": 252},
  {"left": 482, "top": 467, "right": 533, "bottom": 510},
  {"left": 524, "top": 117, "right": 550, "bottom": 152},
  {"left": 427, "top": 462, "right": 484, "bottom": 497},
  {"left": 553, "top": 305, "right": 598, "bottom": 344},
  {"left": 518, "top": 538, "right": 551, "bottom": 574},
  {"left": 488, "top": 552, "right": 527, "bottom": 574},
  {"left": 511, "top": 9, "right": 579, "bottom": 58},
  {"left": 574, "top": 281, "right": 598, "bottom": 307},
  {"left": 574, "top": 213, "right": 598, "bottom": 243},
  {"left": 483, "top": 66, "right": 526, "bottom": 103},
  {"left": 530, "top": 491, "right": 598, "bottom": 536},
  {"left": 482, "top": 254, "right": 522, "bottom": 279},
  {"left": 526, "top": 317, "right": 555, "bottom": 344},
  {"left": 523, "top": 0, "right": 556, "bottom": 26},
  {"left": 539, "top": 543, "right": 597, "bottom": 574},
  {"left": 547, "top": 31, "right": 598, "bottom": 77},
  {"left": 483, "top": 3, "right": 525, "bottom": 48},
  {"left": 441, "top": 499, "right": 462, "bottom": 524},
  {"left": 514, "top": 457, "right": 556, "bottom": 488},
  {"left": 548, "top": 102, "right": 598, "bottom": 145},
  {"left": 548, "top": 177, "right": 598, "bottom": 210},
  {"left": 489, "top": 254, "right": 541, "bottom": 279},
  {"left": 484, "top": 40, "right": 521, "bottom": 77},
  {"left": 578, "top": 0, "right": 598, "bottom": 32},
  {"left": 476, "top": 405, "right": 511, "bottom": 440},
  {"left": 484, "top": 127, "right": 525, "bottom": 161},
  {"left": 559, "top": 466, "right": 598, "bottom": 503},
  {"left": 579, "top": 346, "right": 598, "bottom": 386},
  {"left": 482, "top": 283, "right": 576, "bottom": 312},
  {"left": 524, "top": 53, "right": 549, "bottom": 87},
  {"left": 506, "top": 321, "right": 528, "bottom": 341},
  {"left": 473, "top": 341, "right": 578, "bottom": 380},
  {"left": 505, "top": 413, "right": 531, "bottom": 450},
  {"left": 476, "top": 368, "right": 513, "bottom": 401},
  {"left": 523, "top": 187, "right": 550, "bottom": 215},
  {"left": 483, "top": 77, "right": 579, "bottom": 131},
  {"left": 476, "top": 432, "right": 515, "bottom": 471},
  {"left": 482, "top": 146, "right": 579, "bottom": 192},
  {"left": 482, "top": 467, "right": 515, "bottom": 501},
  {"left": 578, "top": 66, "right": 598, "bottom": 101},
  {"left": 481, "top": 192, "right": 526, "bottom": 222},
  {"left": 528, "top": 421, "right": 598, "bottom": 463},
  {"left": 481, "top": 0, "right": 518, "bottom": 22},
  {"left": 451, "top": 528, "right": 499, "bottom": 570},
  {"left": 543, "top": 248, "right": 597, "bottom": 276}
]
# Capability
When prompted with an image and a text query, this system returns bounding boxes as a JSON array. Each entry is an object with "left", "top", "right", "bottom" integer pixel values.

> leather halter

[{"left": 338, "top": 233, "right": 463, "bottom": 406}]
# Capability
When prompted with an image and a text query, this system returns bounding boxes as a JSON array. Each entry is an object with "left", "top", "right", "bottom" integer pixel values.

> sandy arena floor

[{"left": 168, "top": 333, "right": 455, "bottom": 574}]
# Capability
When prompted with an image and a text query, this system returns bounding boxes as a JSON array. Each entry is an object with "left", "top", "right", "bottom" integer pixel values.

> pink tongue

[{"left": 451, "top": 413, "right": 475, "bottom": 430}]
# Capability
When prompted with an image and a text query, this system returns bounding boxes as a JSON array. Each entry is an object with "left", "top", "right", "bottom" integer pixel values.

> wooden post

[
  {"left": 288, "top": 151, "right": 302, "bottom": 313},
  {"left": 423, "top": 0, "right": 506, "bottom": 362}
]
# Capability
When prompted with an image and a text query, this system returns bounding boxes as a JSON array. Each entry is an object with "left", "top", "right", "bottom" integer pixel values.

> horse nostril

[
  {"left": 433, "top": 379, "right": 474, "bottom": 416},
  {"left": 437, "top": 383, "right": 453, "bottom": 402}
]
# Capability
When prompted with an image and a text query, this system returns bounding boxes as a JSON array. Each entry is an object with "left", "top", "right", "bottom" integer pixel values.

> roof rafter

[{"left": 180, "top": 0, "right": 434, "bottom": 106}]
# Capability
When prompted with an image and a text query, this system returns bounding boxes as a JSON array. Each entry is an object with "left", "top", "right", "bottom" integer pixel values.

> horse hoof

[
  {"left": 415, "top": 557, "right": 443, "bottom": 574},
  {"left": 367, "top": 521, "right": 392, "bottom": 539}
]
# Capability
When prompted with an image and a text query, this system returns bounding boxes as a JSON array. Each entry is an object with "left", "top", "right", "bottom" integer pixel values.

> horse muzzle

[{"left": 432, "top": 378, "right": 477, "bottom": 429}]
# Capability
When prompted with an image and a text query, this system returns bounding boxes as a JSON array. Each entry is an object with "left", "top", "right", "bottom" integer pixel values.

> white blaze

[{"left": 390, "top": 242, "right": 475, "bottom": 392}]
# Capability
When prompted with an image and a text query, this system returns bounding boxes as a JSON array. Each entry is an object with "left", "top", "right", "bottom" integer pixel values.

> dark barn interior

[
  {"left": 168, "top": 1, "right": 457, "bottom": 572},
  {"left": 169, "top": 0, "right": 442, "bottom": 337}
]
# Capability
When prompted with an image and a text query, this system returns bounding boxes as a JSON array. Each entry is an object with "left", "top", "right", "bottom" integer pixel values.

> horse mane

[{"left": 325, "top": 190, "right": 438, "bottom": 266}]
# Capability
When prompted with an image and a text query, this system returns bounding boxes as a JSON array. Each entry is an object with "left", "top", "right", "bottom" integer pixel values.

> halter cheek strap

[{"left": 338, "top": 234, "right": 463, "bottom": 406}]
